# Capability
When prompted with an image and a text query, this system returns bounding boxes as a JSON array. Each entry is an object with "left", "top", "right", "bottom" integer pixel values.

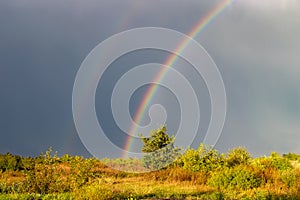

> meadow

[{"left": 0, "top": 145, "right": 300, "bottom": 200}]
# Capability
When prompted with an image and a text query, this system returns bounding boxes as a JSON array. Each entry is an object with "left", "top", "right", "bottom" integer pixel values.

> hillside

[{"left": 0, "top": 146, "right": 300, "bottom": 199}]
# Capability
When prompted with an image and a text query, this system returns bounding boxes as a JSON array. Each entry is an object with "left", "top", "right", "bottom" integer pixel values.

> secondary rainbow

[{"left": 123, "top": 0, "right": 236, "bottom": 158}]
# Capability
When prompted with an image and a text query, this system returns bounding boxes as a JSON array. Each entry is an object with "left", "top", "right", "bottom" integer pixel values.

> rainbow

[{"left": 123, "top": 0, "right": 235, "bottom": 158}]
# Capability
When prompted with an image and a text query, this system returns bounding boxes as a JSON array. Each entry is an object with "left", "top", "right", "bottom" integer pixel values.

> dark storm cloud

[
  {"left": 196, "top": 1, "right": 300, "bottom": 155},
  {"left": 0, "top": 0, "right": 218, "bottom": 157},
  {"left": 0, "top": 0, "right": 299, "bottom": 157}
]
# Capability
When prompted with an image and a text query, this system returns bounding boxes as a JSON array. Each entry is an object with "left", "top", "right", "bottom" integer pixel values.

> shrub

[
  {"left": 208, "top": 166, "right": 262, "bottom": 190},
  {"left": 181, "top": 144, "right": 223, "bottom": 172},
  {"left": 226, "top": 147, "right": 251, "bottom": 167},
  {"left": 252, "top": 153, "right": 292, "bottom": 171},
  {"left": 68, "top": 157, "right": 95, "bottom": 190},
  {"left": 280, "top": 169, "right": 297, "bottom": 188},
  {"left": 270, "top": 156, "right": 293, "bottom": 171},
  {"left": 0, "top": 153, "right": 24, "bottom": 171},
  {"left": 0, "top": 182, "right": 24, "bottom": 194},
  {"left": 24, "top": 148, "right": 70, "bottom": 194},
  {"left": 283, "top": 153, "right": 300, "bottom": 161}
]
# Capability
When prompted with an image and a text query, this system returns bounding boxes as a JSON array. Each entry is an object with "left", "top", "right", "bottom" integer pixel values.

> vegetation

[
  {"left": 0, "top": 127, "right": 300, "bottom": 199},
  {"left": 139, "top": 126, "right": 182, "bottom": 170}
]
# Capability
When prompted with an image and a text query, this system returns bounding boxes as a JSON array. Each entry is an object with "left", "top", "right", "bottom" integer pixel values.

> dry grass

[{"left": 1, "top": 154, "right": 300, "bottom": 199}]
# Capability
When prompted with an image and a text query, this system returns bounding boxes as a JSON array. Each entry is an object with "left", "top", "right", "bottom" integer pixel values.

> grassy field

[{"left": 0, "top": 147, "right": 300, "bottom": 199}]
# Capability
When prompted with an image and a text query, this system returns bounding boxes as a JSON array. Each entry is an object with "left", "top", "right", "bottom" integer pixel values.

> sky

[{"left": 0, "top": 0, "right": 300, "bottom": 158}]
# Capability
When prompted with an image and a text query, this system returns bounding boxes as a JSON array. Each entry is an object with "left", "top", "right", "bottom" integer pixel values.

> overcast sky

[{"left": 0, "top": 0, "right": 300, "bottom": 158}]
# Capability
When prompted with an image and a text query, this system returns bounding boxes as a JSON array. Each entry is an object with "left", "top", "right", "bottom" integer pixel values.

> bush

[
  {"left": 226, "top": 147, "right": 251, "bottom": 167},
  {"left": 24, "top": 148, "right": 70, "bottom": 194},
  {"left": 0, "top": 182, "right": 24, "bottom": 194},
  {"left": 68, "top": 157, "right": 95, "bottom": 190},
  {"left": 280, "top": 169, "right": 297, "bottom": 188},
  {"left": 208, "top": 166, "right": 262, "bottom": 190},
  {"left": 283, "top": 153, "right": 300, "bottom": 161},
  {"left": 181, "top": 144, "right": 223, "bottom": 172},
  {"left": 270, "top": 155, "right": 293, "bottom": 171},
  {"left": 0, "top": 153, "right": 24, "bottom": 171},
  {"left": 252, "top": 153, "right": 293, "bottom": 171}
]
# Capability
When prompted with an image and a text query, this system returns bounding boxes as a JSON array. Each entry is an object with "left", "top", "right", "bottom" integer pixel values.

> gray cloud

[
  {"left": 0, "top": 0, "right": 299, "bottom": 157},
  {"left": 195, "top": 1, "right": 300, "bottom": 155}
]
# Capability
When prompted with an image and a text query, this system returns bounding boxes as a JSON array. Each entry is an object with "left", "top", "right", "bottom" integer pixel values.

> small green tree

[
  {"left": 139, "top": 126, "right": 182, "bottom": 170},
  {"left": 140, "top": 126, "right": 174, "bottom": 153}
]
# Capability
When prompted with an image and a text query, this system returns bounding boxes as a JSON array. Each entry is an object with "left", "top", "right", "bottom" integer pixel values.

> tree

[
  {"left": 139, "top": 126, "right": 182, "bottom": 170},
  {"left": 140, "top": 126, "right": 174, "bottom": 153}
]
